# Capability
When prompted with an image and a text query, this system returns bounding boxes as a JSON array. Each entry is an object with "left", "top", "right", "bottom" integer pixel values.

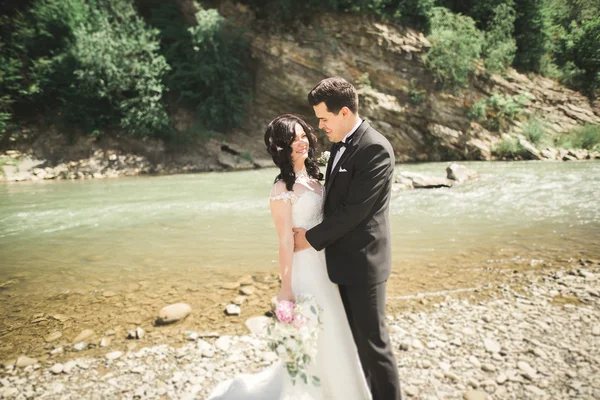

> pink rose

[
  {"left": 275, "top": 300, "right": 295, "bottom": 324},
  {"left": 292, "top": 314, "right": 306, "bottom": 329}
]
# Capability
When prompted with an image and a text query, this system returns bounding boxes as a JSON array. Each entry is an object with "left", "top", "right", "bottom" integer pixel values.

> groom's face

[{"left": 313, "top": 102, "right": 348, "bottom": 143}]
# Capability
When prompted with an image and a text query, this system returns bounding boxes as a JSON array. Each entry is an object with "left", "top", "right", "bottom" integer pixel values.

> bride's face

[{"left": 290, "top": 123, "right": 310, "bottom": 164}]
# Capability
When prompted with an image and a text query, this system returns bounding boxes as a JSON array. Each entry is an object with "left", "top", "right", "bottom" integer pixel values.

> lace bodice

[{"left": 269, "top": 171, "right": 325, "bottom": 230}]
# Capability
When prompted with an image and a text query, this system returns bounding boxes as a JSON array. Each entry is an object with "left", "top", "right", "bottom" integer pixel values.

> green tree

[
  {"left": 66, "top": 0, "right": 171, "bottom": 137},
  {"left": 483, "top": 3, "right": 517, "bottom": 73},
  {"left": 512, "top": 0, "right": 552, "bottom": 72},
  {"left": 150, "top": 4, "right": 252, "bottom": 132},
  {"left": 423, "top": 7, "right": 484, "bottom": 89}
]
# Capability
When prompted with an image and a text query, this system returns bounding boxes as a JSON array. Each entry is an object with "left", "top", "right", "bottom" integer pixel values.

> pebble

[
  {"left": 225, "top": 304, "right": 241, "bottom": 316},
  {"left": 483, "top": 338, "right": 500, "bottom": 354},
  {"left": 44, "top": 331, "right": 63, "bottom": 342},
  {"left": 463, "top": 390, "right": 488, "bottom": 400},
  {"left": 49, "top": 363, "right": 63, "bottom": 374},
  {"left": 15, "top": 356, "right": 37, "bottom": 368},
  {"left": 105, "top": 351, "right": 123, "bottom": 361},
  {"left": 73, "top": 342, "right": 88, "bottom": 352},
  {"left": 405, "top": 386, "right": 418, "bottom": 396},
  {"left": 0, "top": 266, "right": 597, "bottom": 400},
  {"left": 240, "top": 286, "right": 256, "bottom": 296},
  {"left": 73, "top": 329, "right": 95, "bottom": 343},
  {"left": 157, "top": 303, "right": 192, "bottom": 324},
  {"left": 62, "top": 361, "right": 76, "bottom": 374}
]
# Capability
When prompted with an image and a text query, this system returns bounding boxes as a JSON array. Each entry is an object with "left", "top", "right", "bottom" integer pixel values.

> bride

[{"left": 208, "top": 114, "right": 371, "bottom": 400}]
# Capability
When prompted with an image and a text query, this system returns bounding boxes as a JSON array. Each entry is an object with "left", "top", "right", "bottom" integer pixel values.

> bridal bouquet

[{"left": 266, "top": 294, "right": 323, "bottom": 387}]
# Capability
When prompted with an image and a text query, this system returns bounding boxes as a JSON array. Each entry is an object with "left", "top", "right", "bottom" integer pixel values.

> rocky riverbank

[{"left": 1, "top": 263, "right": 598, "bottom": 399}]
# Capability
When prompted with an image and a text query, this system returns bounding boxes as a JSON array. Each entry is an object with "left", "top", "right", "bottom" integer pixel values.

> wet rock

[
  {"left": 73, "top": 342, "right": 88, "bottom": 352},
  {"left": 16, "top": 356, "right": 37, "bottom": 368},
  {"left": 156, "top": 303, "right": 192, "bottom": 325},
  {"left": 240, "top": 286, "right": 256, "bottom": 296},
  {"left": 238, "top": 276, "right": 254, "bottom": 286},
  {"left": 222, "top": 282, "right": 241, "bottom": 290},
  {"left": 44, "top": 331, "right": 62, "bottom": 342},
  {"left": 446, "top": 163, "right": 478, "bottom": 182},
  {"left": 73, "top": 329, "right": 95, "bottom": 343},
  {"left": 397, "top": 171, "right": 453, "bottom": 189}
]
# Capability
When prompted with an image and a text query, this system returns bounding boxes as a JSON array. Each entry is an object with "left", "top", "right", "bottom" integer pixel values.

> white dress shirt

[{"left": 331, "top": 119, "right": 362, "bottom": 171}]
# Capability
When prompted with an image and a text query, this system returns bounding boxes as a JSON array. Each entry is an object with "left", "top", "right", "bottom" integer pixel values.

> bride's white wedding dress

[{"left": 207, "top": 174, "right": 371, "bottom": 400}]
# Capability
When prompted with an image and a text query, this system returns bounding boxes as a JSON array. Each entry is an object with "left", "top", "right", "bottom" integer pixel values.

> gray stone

[
  {"left": 73, "top": 342, "right": 87, "bottom": 352},
  {"left": 446, "top": 163, "right": 478, "bottom": 182},
  {"left": 73, "top": 329, "right": 95, "bottom": 343},
  {"left": 225, "top": 304, "right": 241, "bottom": 316},
  {"left": 245, "top": 316, "right": 270, "bottom": 335},
  {"left": 518, "top": 361, "right": 537, "bottom": 380},
  {"left": 405, "top": 386, "right": 419, "bottom": 396},
  {"left": 215, "top": 336, "right": 232, "bottom": 352},
  {"left": 44, "top": 331, "right": 62, "bottom": 342},
  {"left": 49, "top": 364, "right": 63, "bottom": 375},
  {"left": 63, "top": 361, "right": 77, "bottom": 374},
  {"left": 157, "top": 303, "right": 192, "bottom": 324},
  {"left": 15, "top": 357, "right": 37, "bottom": 368},
  {"left": 240, "top": 286, "right": 256, "bottom": 296},
  {"left": 398, "top": 171, "right": 453, "bottom": 189},
  {"left": 463, "top": 390, "right": 489, "bottom": 400},
  {"left": 483, "top": 338, "right": 500, "bottom": 354},
  {"left": 105, "top": 351, "right": 123, "bottom": 361}
]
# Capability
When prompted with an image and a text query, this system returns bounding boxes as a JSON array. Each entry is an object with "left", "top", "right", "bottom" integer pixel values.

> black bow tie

[{"left": 332, "top": 135, "right": 354, "bottom": 153}]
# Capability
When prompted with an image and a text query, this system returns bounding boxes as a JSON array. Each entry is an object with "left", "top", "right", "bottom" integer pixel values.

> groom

[{"left": 293, "top": 77, "right": 401, "bottom": 399}]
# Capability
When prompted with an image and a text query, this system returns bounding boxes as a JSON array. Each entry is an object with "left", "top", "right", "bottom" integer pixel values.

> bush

[
  {"left": 468, "top": 99, "right": 487, "bottom": 121},
  {"left": 405, "top": 78, "right": 426, "bottom": 105},
  {"left": 522, "top": 117, "right": 546, "bottom": 144},
  {"left": 468, "top": 93, "right": 529, "bottom": 131},
  {"left": 423, "top": 7, "right": 484, "bottom": 89},
  {"left": 492, "top": 138, "right": 529, "bottom": 159},
  {"left": 556, "top": 124, "right": 600, "bottom": 150}
]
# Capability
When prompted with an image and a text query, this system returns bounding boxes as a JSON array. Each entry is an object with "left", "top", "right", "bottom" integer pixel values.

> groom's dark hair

[{"left": 308, "top": 77, "right": 358, "bottom": 115}]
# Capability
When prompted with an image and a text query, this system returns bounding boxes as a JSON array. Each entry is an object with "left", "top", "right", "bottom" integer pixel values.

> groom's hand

[{"left": 292, "top": 228, "right": 311, "bottom": 252}]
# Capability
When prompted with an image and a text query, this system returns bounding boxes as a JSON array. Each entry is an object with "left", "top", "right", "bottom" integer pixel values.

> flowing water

[{"left": 1, "top": 161, "right": 599, "bottom": 296}]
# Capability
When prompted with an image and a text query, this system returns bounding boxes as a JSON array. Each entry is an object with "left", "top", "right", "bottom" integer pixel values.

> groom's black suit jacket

[{"left": 306, "top": 120, "right": 395, "bottom": 286}]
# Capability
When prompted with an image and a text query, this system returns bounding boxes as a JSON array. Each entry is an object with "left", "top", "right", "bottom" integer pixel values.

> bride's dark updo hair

[{"left": 264, "top": 114, "right": 323, "bottom": 191}]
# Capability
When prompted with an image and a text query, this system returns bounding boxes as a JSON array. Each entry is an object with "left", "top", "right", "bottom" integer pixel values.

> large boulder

[
  {"left": 446, "top": 163, "right": 478, "bottom": 183},
  {"left": 397, "top": 171, "right": 453, "bottom": 189}
]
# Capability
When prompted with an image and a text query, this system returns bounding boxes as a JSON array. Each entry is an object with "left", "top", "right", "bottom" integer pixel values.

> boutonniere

[{"left": 317, "top": 151, "right": 330, "bottom": 166}]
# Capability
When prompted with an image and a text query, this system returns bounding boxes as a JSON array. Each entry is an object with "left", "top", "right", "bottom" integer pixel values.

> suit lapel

[
  {"left": 325, "top": 121, "right": 370, "bottom": 196},
  {"left": 324, "top": 143, "right": 336, "bottom": 183}
]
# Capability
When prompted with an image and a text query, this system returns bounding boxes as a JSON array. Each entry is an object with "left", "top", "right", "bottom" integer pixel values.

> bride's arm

[{"left": 270, "top": 190, "right": 296, "bottom": 302}]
